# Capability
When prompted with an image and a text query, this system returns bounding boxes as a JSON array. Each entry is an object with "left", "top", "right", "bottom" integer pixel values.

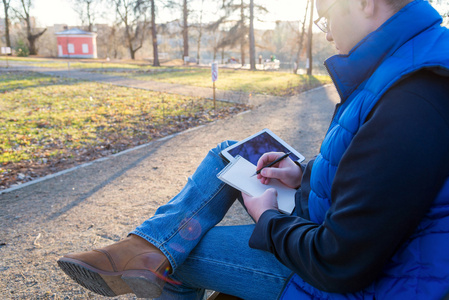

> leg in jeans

[
  {"left": 131, "top": 141, "right": 291, "bottom": 299},
  {"left": 157, "top": 225, "right": 292, "bottom": 300},
  {"left": 58, "top": 140, "right": 290, "bottom": 298},
  {"left": 130, "top": 140, "right": 241, "bottom": 271},
  {"left": 58, "top": 140, "right": 241, "bottom": 298}
]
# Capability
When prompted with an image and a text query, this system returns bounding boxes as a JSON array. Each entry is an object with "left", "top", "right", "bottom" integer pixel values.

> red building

[{"left": 55, "top": 28, "right": 97, "bottom": 59}]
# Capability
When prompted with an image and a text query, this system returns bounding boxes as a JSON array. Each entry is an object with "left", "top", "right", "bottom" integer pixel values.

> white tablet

[{"left": 220, "top": 129, "right": 305, "bottom": 165}]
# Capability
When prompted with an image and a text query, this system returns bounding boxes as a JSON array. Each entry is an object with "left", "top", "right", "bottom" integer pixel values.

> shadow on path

[{"left": 46, "top": 139, "right": 169, "bottom": 221}]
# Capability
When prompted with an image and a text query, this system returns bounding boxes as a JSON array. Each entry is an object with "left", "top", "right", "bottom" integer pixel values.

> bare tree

[
  {"left": 94, "top": 23, "right": 125, "bottom": 59},
  {"left": 70, "top": 0, "right": 104, "bottom": 32},
  {"left": 182, "top": 0, "right": 188, "bottom": 60},
  {"left": 213, "top": 0, "right": 265, "bottom": 67},
  {"left": 306, "top": 0, "right": 314, "bottom": 75},
  {"left": 114, "top": 0, "right": 148, "bottom": 59},
  {"left": 209, "top": 0, "right": 247, "bottom": 66},
  {"left": 195, "top": 0, "right": 204, "bottom": 64},
  {"left": 164, "top": 0, "right": 189, "bottom": 61},
  {"left": 1, "top": 0, "right": 12, "bottom": 49},
  {"left": 293, "top": 0, "right": 309, "bottom": 74},
  {"left": 239, "top": 0, "right": 246, "bottom": 66},
  {"left": 206, "top": 15, "right": 225, "bottom": 61},
  {"left": 209, "top": 18, "right": 245, "bottom": 63},
  {"left": 149, "top": 0, "right": 159, "bottom": 66},
  {"left": 248, "top": 0, "right": 255, "bottom": 70},
  {"left": 13, "top": 0, "right": 47, "bottom": 55}
]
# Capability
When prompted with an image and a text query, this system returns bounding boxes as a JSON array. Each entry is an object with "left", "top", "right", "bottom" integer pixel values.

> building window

[
  {"left": 68, "top": 44, "right": 75, "bottom": 54},
  {"left": 82, "top": 44, "right": 89, "bottom": 53}
]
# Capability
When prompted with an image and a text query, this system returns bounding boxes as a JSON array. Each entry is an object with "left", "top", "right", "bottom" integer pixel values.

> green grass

[
  {"left": 0, "top": 56, "right": 49, "bottom": 63},
  {"left": 0, "top": 72, "right": 245, "bottom": 165},
  {"left": 106, "top": 68, "right": 332, "bottom": 96},
  {"left": 0, "top": 56, "right": 331, "bottom": 95},
  {"left": 0, "top": 56, "right": 160, "bottom": 70},
  {"left": 33, "top": 62, "right": 148, "bottom": 69}
]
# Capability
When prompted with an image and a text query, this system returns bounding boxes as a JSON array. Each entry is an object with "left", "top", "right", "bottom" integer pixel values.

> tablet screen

[{"left": 227, "top": 131, "right": 301, "bottom": 165}]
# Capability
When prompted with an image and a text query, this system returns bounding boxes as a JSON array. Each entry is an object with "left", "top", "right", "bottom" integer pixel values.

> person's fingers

[
  {"left": 261, "top": 167, "right": 285, "bottom": 180},
  {"left": 256, "top": 152, "right": 285, "bottom": 170},
  {"left": 265, "top": 187, "right": 278, "bottom": 197}
]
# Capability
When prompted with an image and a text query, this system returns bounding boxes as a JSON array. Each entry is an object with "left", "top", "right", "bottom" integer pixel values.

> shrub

[{"left": 16, "top": 40, "right": 30, "bottom": 57}]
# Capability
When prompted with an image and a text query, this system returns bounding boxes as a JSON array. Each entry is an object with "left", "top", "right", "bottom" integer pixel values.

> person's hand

[
  {"left": 242, "top": 189, "right": 278, "bottom": 222},
  {"left": 256, "top": 152, "right": 303, "bottom": 189}
]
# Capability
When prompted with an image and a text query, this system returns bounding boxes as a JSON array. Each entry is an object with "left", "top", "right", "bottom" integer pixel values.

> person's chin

[
  {"left": 334, "top": 45, "right": 342, "bottom": 54},
  {"left": 336, "top": 47, "right": 349, "bottom": 55}
]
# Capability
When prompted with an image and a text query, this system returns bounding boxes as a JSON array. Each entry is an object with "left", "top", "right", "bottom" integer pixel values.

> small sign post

[
  {"left": 211, "top": 62, "right": 218, "bottom": 112},
  {"left": 1, "top": 47, "right": 11, "bottom": 68}
]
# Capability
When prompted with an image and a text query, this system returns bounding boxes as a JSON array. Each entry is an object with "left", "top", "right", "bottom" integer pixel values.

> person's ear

[{"left": 357, "top": 0, "right": 375, "bottom": 17}]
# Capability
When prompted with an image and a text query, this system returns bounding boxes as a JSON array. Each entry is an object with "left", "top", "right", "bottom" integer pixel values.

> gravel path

[{"left": 0, "top": 67, "right": 339, "bottom": 299}]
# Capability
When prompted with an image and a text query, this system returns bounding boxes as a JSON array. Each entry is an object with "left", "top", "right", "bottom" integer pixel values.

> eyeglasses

[{"left": 314, "top": 0, "right": 340, "bottom": 33}]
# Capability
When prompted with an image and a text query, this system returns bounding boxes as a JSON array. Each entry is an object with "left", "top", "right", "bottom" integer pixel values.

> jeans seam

[
  {"left": 139, "top": 181, "right": 228, "bottom": 270},
  {"left": 187, "top": 255, "right": 289, "bottom": 280},
  {"left": 132, "top": 143, "right": 234, "bottom": 271},
  {"left": 161, "top": 147, "right": 228, "bottom": 245},
  {"left": 160, "top": 181, "right": 227, "bottom": 247}
]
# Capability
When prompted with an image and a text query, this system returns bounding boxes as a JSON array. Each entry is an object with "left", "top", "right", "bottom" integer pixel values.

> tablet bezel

[{"left": 220, "top": 129, "right": 305, "bottom": 165}]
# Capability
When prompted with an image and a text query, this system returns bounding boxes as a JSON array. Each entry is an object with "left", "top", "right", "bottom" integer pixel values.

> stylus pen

[{"left": 251, "top": 152, "right": 292, "bottom": 177}]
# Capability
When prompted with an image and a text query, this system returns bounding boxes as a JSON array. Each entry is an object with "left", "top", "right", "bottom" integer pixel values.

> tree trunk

[
  {"left": 307, "top": 0, "right": 314, "bottom": 75},
  {"left": 2, "top": 0, "right": 11, "bottom": 49},
  {"left": 125, "top": 24, "right": 135, "bottom": 60},
  {"left": 27, "top": 24, "right": 47, "bottom": 55},
  {"left": 87, "top": 0, "right": 93, "bottom": 32},
  {"left": 130, "top": 49, "right": 136, "bottom": 60},
  {"left": 294, "top": 0, "right": 309, "bottom": 74},
  {"left": 151, "top": 0, "right": 160, "bottom": 66},
  {"left": 109, "top": 26, "right": 118, "bottom": 59},
  {"left": 182, "top": 0, "right": 189, "bottom": 60},
  {"left": 18, "top": 0, "right": 46, "bottom": 55},
  {"left": 240, "top": 0, "right": 245, "bottom": 66},
  {"left": 114, "top": 0, "right": 147, "bottom": 60},
  {"left": 249, "top": 0, "right": 256, "bottom": 70}
]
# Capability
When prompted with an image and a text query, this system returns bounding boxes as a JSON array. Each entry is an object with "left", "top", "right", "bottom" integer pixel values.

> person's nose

[{"left": 326, "top": 30, "right": 334, "bottom": 42}]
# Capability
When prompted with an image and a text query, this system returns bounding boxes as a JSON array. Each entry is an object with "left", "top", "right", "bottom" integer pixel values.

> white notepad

[{"left": 217, "top": 156, "right": 296, "bottom": 214}]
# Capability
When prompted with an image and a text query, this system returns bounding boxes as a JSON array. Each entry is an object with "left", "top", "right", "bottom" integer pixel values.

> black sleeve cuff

[{"left": 248, "top": 209, "right": 283, "bottom": 252}]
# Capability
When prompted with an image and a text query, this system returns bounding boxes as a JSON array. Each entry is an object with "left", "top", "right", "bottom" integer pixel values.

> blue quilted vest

[{"left": 280, "top": 1, "right": 449, "bottom": 299}]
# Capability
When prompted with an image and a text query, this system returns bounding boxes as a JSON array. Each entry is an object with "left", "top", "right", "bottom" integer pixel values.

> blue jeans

[{"left": 131, "top": 141, "right": 292, "bottom": 300}]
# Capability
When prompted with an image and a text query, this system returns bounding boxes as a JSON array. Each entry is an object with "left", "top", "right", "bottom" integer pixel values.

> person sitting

[{"left": 57, "top": 0, "right": 449, "bottom": 299}]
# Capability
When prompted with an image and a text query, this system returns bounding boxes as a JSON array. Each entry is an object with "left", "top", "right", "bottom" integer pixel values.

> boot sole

[{"left": 58, "top": 257, "right": 164, "bottom": 298}]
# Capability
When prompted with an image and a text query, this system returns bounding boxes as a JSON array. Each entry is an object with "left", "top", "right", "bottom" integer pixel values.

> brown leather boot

[{"left": 57, "top": 234, "right": 171, "bottom": 298}]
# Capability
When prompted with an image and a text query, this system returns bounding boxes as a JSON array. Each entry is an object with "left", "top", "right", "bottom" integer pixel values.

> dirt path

[{"left": 0, "top": 82, "right": 339, "bottom": 299}]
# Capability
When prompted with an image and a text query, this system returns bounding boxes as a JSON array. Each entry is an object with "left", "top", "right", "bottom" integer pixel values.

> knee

[{"left": 211, "top": 140, "right": 238, "bottom": 155}]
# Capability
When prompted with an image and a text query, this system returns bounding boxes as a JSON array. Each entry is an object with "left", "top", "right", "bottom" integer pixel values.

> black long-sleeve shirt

[{"left": 249, "top": 70, "right": 449, "bottom": 293}]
